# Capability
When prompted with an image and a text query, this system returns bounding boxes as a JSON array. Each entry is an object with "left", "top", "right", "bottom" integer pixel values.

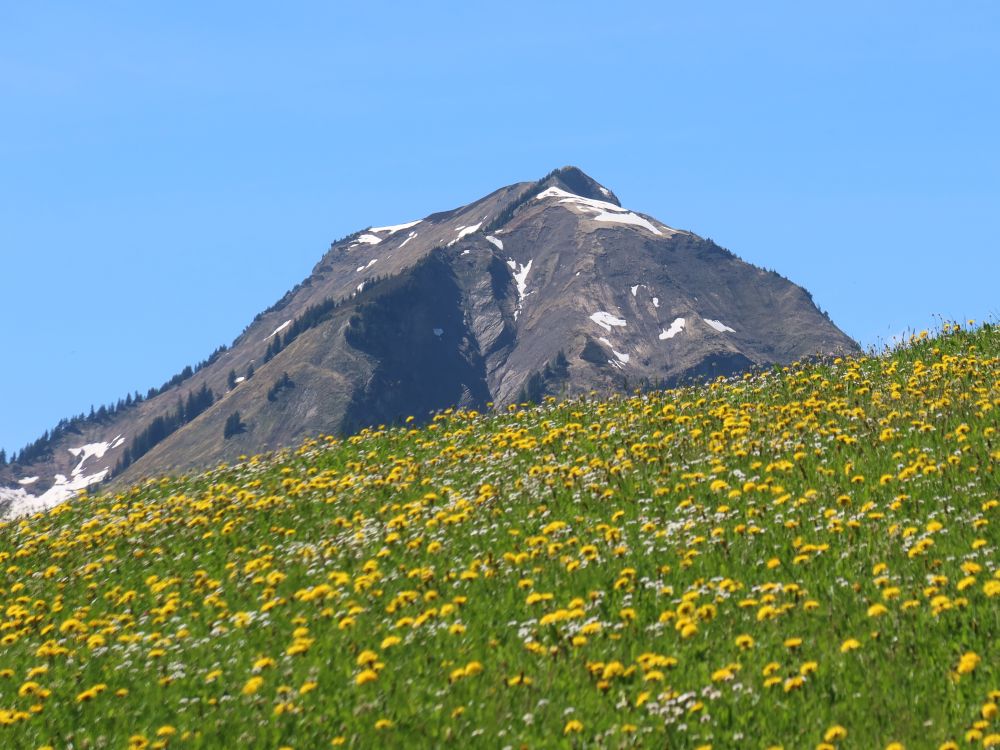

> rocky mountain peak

[
  {"left": 1, "top": 167, "right": 860, "bottom": 519},
  {"left": 541, "top": 166, "right": 621, "bottom": 206}
]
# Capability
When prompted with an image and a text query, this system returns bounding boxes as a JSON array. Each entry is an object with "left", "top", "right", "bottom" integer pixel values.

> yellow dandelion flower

[
  {"left": 957, "top": 651, "right": 980, "bottom": 675},
  {"left": 823, "top": 725, "right": 848, "bottom": 742},
  {"left": 18, "top": 681, "right": 41, "bottom": 697},
  {"left": 463, "top": 661, "right": 483, "bottom": 676},
  {"left": 564, "top": 719, "right": 583, "bottom": 735},
  {"left": 252, "top": 656, "right": 276, "bottom": 672},
  {"left": 76, "top": 684, "right": 107, "bottom": 703},
  {"left": 242, "top": 677, "right": 264, "bottom": 695},
  {"left": 355, "top": 669, "right": 378, "bottom": 686},
  {"left": 711, "top": 667, "right": 735, "bottom": 682},
  {"left": 783, "top": 676, "right": 804, "bottom": 692}
]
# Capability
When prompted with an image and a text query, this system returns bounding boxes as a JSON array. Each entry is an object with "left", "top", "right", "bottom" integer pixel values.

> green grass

[{"left": 0, "top": 322, "right": 997, "bottom": 749}]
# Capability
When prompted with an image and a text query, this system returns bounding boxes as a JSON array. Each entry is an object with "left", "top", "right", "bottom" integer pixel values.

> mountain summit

[{"left": 1, "top": 167, "right": 859, "bottom": 516}]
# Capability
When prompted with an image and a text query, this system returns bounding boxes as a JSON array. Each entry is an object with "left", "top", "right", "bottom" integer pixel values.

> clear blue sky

[{"left": 2, "top": 2, "right": 998, "bottom": 456}]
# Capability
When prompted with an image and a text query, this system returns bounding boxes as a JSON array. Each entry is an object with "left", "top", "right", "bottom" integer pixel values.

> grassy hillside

[{"left": 0, "top": 323, "right": 997, "bottom": 749}]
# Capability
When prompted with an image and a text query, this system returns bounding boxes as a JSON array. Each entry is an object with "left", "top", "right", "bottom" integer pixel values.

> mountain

[{"left": 0, "top": 166, "right": 859, "bottom": 517}]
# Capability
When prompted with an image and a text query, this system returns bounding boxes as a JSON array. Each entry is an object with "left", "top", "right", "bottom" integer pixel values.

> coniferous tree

[
  {"left": 227, "top": 369, "right": 237, "bottom": 390},
  {"left": 517, "top": 371, "right": 546, "bottom": 405},
  {"left": 0, "top": 448, "right": 6, "bottom": 466},
  {"left": 223, "top": 411, "right": 245, "bottom": 439},
  {"left": 555, "top": 349, "right": 569, "bottom": 372},
  {"left": 246, "top": 363, "right": 255, "bottom": 380}
]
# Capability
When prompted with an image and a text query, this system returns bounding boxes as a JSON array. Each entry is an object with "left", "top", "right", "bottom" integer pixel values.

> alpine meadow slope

[
  {"left": 0, "top": 322, "right": 995, "bottom": 748},
  {"left": 1, "top": 167, "right": 859, "bottom": 517}
]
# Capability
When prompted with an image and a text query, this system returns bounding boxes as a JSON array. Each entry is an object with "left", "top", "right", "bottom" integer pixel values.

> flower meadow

[{"left": 1, "top": 323, "right": 997, "bottom": 749}]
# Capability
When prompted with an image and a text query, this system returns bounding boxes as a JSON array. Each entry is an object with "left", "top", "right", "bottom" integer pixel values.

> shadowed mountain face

[{"left": 1, "top": 166, "right": 859, "bottom": 516}]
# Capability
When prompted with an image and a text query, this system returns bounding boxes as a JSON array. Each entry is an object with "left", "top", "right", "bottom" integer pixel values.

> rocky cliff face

[{"left": 1, "top": 167, "right": 859, "bottom": 517}]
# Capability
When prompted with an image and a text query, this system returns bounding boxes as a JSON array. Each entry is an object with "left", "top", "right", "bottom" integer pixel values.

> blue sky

[{"left": 1, "top": 1, "right": 998, "bottom": 455}]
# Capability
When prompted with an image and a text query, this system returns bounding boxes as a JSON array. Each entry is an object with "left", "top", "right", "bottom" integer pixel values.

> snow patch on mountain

[
  {"left": 448, "top": 223, "right": 482, "bottom": 246},
  {"left": 486, "top": 235, "right": 503, "bottom": 250},
  {"left": 599, "top": 337, "right": 630, "bottom": 364},
  {"left": 704, "top": 318, "right": 736, "bottom": 333},
  {"left": 68, "top": 439, "right": 116, "bottom": 473},
  {"left": 590, "top": 311, "right": 627, "bottom": 332},
  {"left": 266, "top": 320, "right": 292, "bottom": 341},
  {"left": 592, "top": 210, "right": 662, "bottom": 234},
  {"left": 354, "top": 234, "right": 383, "bottom": 245},
  {"left": 370, "top": 220, "right": 420, "bottom": 235},
  {"left": 508, "top": 259, "right": 532, "bottom": 299},
  {"left": 0, "top": 437, "right": 120, "bottom": 520},
  {"left": 507, "top": 259, "right": 533, "bottom": 320},
  {"left": 1, "top": 468, "right": 108, "bottom": 520},
  {"left": 535, "top": 186, "right": 667, "bottom": 236},
  {"left": 660, "top": 317, "right": 686, "bottom": 340},
  {"left": 399, "top": 231, "right": 417, "bottom": 249}
]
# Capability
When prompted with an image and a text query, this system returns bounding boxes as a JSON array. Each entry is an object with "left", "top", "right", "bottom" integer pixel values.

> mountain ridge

[{"left": 0, "top": 166, "right": 860, "bottom": 518}]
